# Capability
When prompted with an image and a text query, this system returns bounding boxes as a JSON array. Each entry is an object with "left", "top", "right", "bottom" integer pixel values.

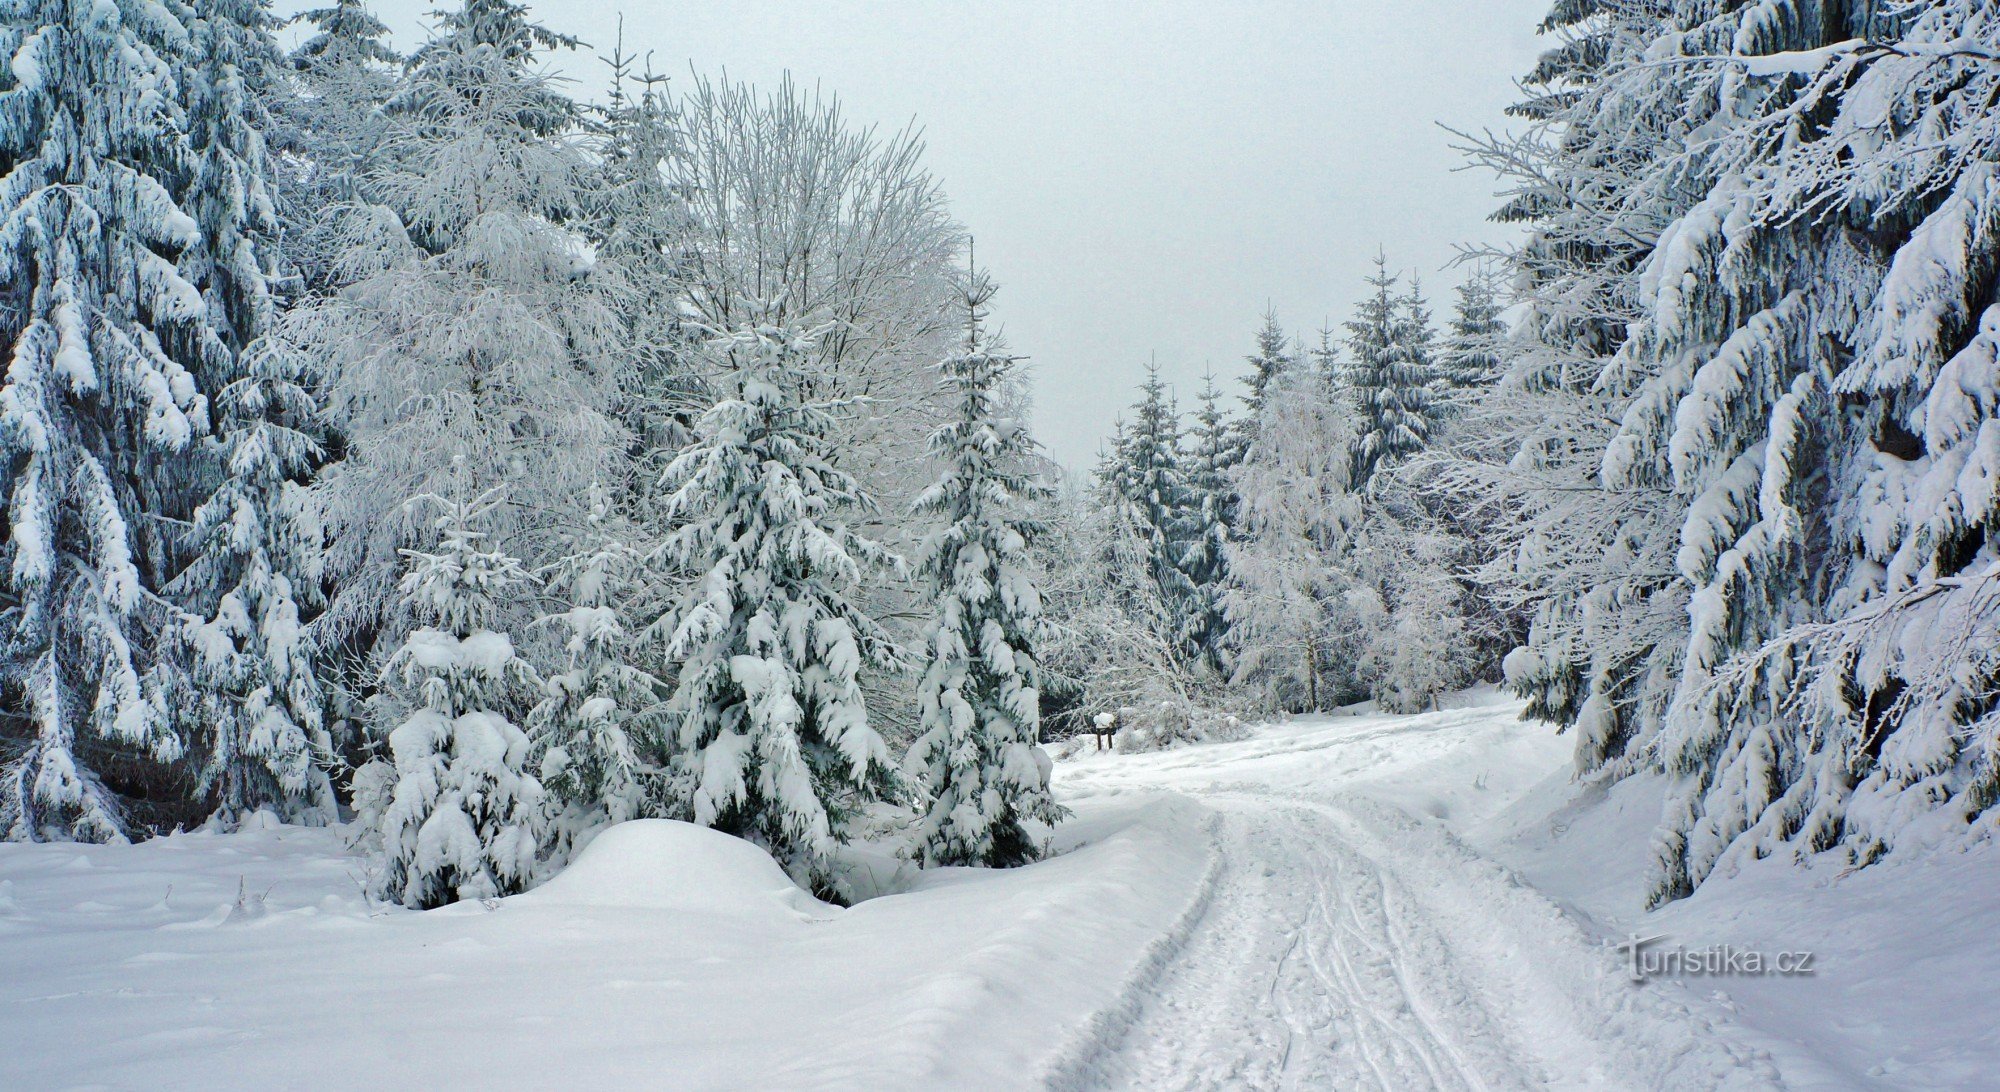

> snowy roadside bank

[
  {"left": 0, "top": 799, "right": 1213, "bottom": 1089},
  {"left": 1480, "top": 769, "right": 2000, "bottom": 1090}
]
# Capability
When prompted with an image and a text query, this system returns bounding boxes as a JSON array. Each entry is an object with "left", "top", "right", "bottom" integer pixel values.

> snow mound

[{"left": 518, "top": 820, "right": 837, "bottom": 923}]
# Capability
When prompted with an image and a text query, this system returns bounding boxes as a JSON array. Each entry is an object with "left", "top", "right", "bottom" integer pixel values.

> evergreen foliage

[
  {"left": 651, "top": 315, "right": 900, "bottom": 895},
  {"left": 905, "top": 268, "right": 1063, "bottom": 868},
  {"left": 373, "top": 498, "right": 544, "bottom": 909}
]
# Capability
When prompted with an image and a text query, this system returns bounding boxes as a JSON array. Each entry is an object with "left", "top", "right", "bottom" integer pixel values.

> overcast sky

[{"left": 322, "top": 1, "right": 1550, "bottom": 470}]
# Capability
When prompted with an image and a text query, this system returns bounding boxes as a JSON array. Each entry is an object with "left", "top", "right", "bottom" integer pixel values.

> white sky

[{"left": 309, "top": 1, "right": 1551, "bottom": 470}]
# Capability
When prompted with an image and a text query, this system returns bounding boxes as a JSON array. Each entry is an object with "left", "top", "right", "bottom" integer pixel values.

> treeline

[
  {"left": 1071, "top": 0, "right": 2000, "bottom": 905},
  {"left": 0, "top": 0, "right": 1060, "bottom": 905},
  {"left": 1054, "top": 263, "right": 1513, "bottom": 737}
]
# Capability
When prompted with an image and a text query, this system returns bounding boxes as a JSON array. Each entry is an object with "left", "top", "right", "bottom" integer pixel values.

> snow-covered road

[{"left": 1042, "top": 702, "right": 1780, "bottom": 1091}]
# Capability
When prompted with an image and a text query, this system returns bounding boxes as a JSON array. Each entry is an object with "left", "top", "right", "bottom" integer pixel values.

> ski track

[{"left": 1046, "top": 715, "right": 1785, "bottom": 1091}]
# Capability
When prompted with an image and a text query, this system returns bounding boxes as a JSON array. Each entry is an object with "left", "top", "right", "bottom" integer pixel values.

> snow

[
  {"left": 5, "top": 691, "right": 1994, "bottom": 1087},
  {"left": 518, "top": 819, "right": 838, "bottom": 923}
]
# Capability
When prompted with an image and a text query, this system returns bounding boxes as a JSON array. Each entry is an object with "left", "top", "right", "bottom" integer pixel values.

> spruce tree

[
  {"left": 1120, "top": 363, "right": 1198, "bottom": 655},
  {"left": 906, "top": 269, "right": 1063, "bottom": 868},
  {"left": 294, "top": 0, "right": 625, "bottom": 674},
  {"left": 1241, "top": 309, "right": 1292, "bottom": 421},
  {"left": 169, "top": 0, "right": 337, "bottom": 827},
  {"left": 0, "top": 0, "right": 225, "bottom": 839},
  {"left": 279, "top": 0, "right": 398, "bottom": 293},
  {"left": 1180, "top": 373, "right": 1236, "bottom": 677},
  {"left": 529, "top": 485, "right": 663, "bottom": 861},
  {"left": 1345, "top": 254, "right": 1437, "bottom": 485},
  {"left": 1438, "top": 272, "right": 1506, "bottom": 406},
  {"left": 652, "top": 315, "right": 899, "bottom": 896},
  {"left": 375, "top": 498, "right": 545, "bottom": 909}
]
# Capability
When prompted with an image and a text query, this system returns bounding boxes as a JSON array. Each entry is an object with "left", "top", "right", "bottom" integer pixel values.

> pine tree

[
  {"left": 1241, "top": 309, "right": 1292, "bottom": 421},
  {"left": 593, "top": 39, "right": 698, "bottom": 465},
  {"left": 374, "top": 498, "right": 545, "bottom": 908},
  {"left": 652, "top": 315, "right": 900, "bottom": 896},
  {"left": 1346, "top": 254, "right": 1438, "bottom": 485},
  {"left": 1464, "top": 0, "right": 2000, "bottom": 903},
  {"left": 906, "top": 268, "right": 1063, "bottom": 868},
  {"left": 529, "top": 485, "right": 663, "bottom": 861},
  {"left": 165, "top": 0, "right": 337, "bottom": 828},
  {"left": 0, "top": 0, "right": 225, "bottom": 839},
  {"left": 1119, "top": 363, "right": 1198, "bottom": 653},
  {"left": 1437, "top": 272, "right": 1506, "bottom": 406},
  {"left": 278, "top": 0, "right": 398, "bottom": 293},
  {"left": 1180, "top": 373, "right": 1235, "bottom": 676}
]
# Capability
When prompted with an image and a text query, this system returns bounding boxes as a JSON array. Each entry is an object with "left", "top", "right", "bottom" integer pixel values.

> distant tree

[
  {"left": 1436, "top": 272, "right": 1506, "bottom": 410},
  {"left": 1345, "top": 254, "right": 1440, "bottom": 484},
  {"left": 1180, "top": 373, "right": 1236, "bottom": 677},
  {"left": 1224, "top": 357, "right": 1362, "bottom": 712}
]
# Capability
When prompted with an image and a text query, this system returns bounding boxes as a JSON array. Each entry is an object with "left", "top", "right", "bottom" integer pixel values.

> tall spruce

[
  {"left": 0, "top": 0, "right": 220, "bottom": 839},
  {"left": 1468, "top": 0, "right": 2000, "bottom": 903},
  {"left": 905, "top": 268, "right": 1063, "bottom": 868},
  {"left": 1180, "top": 372, "right": 1236, "bottom": 676},
  {"left": 1242, "top": 309, "right": 1291, "bottom": 422},
  {"left": 1346, "top": 254, "right": 1437, "bottom": 485},
  {"left": 1437, "top": 272, "right": 1506, "bottom": 406},
  {"left": 1120, "top": 363, "right": 1198, "bottom": 655},
  {"left": 172, "top": 0, "right": 336, "bottom": 826}
]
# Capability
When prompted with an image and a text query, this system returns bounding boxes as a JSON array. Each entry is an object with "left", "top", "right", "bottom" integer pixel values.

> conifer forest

[{"left": 2, "top": 1, "right": 1997, "bottom": 1087}]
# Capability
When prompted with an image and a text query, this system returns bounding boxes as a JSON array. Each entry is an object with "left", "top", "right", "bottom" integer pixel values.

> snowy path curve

[{"left": 1040, "top": 712, "right": 1783, "bottom": 1091}]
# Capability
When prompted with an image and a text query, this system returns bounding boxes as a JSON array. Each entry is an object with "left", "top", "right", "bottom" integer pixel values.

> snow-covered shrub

[{"left": 373, "top": 502, "right": 545, "bottom": 909}]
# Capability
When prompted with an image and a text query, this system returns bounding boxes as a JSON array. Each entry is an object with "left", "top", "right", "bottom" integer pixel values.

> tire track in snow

[
  {"left": 1037, "top": 812, "right": 1227, "bottom": 1092},
  {"left": 1042, "top": 786, "right": 1782, "bottom": 1089},
  {"left": 1050, "top": 798, "right": 1529, "bottom": 1091}
]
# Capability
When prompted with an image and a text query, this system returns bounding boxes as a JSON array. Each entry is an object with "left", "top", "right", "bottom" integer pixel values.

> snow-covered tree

[
  {"left": 1241, "top": 309, "right": 1292, "bottom": 423},
  {"left": 1461, "top": 0, "right": 2000, "bottom": 903},
  {"left": 1437, "top": 272, "right": 1505, "bottom": 410},
  {"left": 1180, "top": 373, "right": 1235, "bottom": 676},
  {"left": 162, "top": 0, "right": 338, "bottom": 828},
  {"left": 1224, "top": 355, "right": 1362, "bottom": 712},
  {"left": 1348, "top": 518, "right": 1484, "bottom": 714},
  {"left": 529, "top": 485, "right": 663, "bottom": 861},
  {"left": 374, "top": 498, "right": 544, "bottom": 909},
  {"left": 1345, "top": 255, "right": 1438, "bottom": 485},
  {"left": 0, "top": 0, "right": 226, "bottom": 839},
  {"left": 292, "top": 0, "right": 626, "bottom": 681},
  {"left": 277, "top": 0, "right": 398, "bottom": 294},
  {"left": 591, "top": 44, "right": 697, "bottom": 467},
  {"left": 666, "top": 74, "right": 960, "bottom": 520},
  {"left": 1115, "top": 364, "right": 1198, "bottom": 652},
  {"left": 905, "top": 269, "right": 1062, "bottom": 868},
  {"left": 651, "top": 315, "right": 900, "bottom": 896}
]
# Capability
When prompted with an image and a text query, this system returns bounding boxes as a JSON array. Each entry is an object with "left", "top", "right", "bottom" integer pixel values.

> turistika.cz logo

[{"left": 1614, "top": 934, "right": 1817, "bottom": 983}]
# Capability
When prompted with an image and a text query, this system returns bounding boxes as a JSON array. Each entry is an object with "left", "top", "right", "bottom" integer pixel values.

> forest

[{"left": 3, "top": 0, "right": 1997, "bottom": 933}]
